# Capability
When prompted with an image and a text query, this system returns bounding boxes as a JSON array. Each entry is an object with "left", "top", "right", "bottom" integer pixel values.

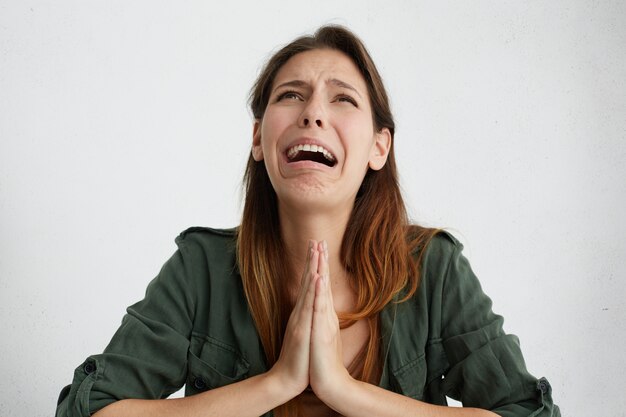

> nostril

[
  {"left": 303, "top": 118, "right": 309, "bottom": 126},
  {"left": 315, "top": 119, "right": 321, "bottom": 127}
]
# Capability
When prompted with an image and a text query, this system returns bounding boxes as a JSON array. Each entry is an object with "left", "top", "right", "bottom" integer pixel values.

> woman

[{"left": 56, "top": 25, "right": 559, "bottom": 417}]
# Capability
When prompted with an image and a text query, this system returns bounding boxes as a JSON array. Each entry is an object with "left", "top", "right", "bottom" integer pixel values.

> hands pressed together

[
  {"left": 91, "top": 239, "right": 500, "bottom": 417},
  {"left": 269, "top": 240, "right": 354, "bottom": 407}
]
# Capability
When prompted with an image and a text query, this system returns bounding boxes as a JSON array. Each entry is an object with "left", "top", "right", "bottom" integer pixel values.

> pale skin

[{"left": 93, "top": 49, "right": 497, "bottom": 417}]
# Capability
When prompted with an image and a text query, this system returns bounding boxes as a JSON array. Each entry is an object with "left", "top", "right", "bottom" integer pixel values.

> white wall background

[{"left": 1, "top": 1, "right": 625, "bottom": 416}]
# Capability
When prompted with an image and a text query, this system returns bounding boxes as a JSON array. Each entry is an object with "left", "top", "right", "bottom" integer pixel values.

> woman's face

[{"left": 252, "top": 48, "right": 390, "bottom": 212}]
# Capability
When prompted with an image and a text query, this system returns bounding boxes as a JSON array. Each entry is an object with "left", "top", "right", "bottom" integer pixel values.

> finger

[
  {"left": 313, "top": 273, "right": 327, "bottom": 316},
  {"left": 317, "top": 240, "right": 329, "bottom": 278},
  {"left": 294, "top": 243, "right": 318, "bottom": 312},
  {"left": 316, "top": 241, "right": 336, "bottom": 317},
  {"left": 302, "top": 240, "right": 318, "bottom": 284},
  {"left": 325, "top": 263, "right": 335, "bottom": 312},
  {"left": 312, "top": 275, "right": 339, "bottom": 349},
  {"left": 316, "top": 275, "right": 340, "bottom": 344},
  {"left": 289, "top": 270, "right": 318, "bottom": 337},
  {"left": 322, "top": 273, "right": 337, "bottom": 324},
  {"left": 308, "top": 239, "right": 319, "bottom": 275},
  {"left": 302, "top": 272, "right": 319, "bottom": 315},
  {"left": 292, "top": 243, "right": 312, "bottom": 312},
  {"left": 299, "top": 240, "right": 314, "bottom": 286}
]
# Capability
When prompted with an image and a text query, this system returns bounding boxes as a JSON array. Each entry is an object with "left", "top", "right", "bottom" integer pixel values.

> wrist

[
  {"left": 313, "top": 369, "right": 357, "bottom": 408},
  {"left": 264, "top": 367, "right": 306, "bottom": 402}
]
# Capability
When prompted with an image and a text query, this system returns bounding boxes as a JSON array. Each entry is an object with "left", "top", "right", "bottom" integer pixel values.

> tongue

[{"left": 290, "top": 151, "right": 333, "bottom": 167}]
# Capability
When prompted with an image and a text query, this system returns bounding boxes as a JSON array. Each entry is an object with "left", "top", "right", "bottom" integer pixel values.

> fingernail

[{"left": 309, "top": 240, "right": 314, "bottom": 249}]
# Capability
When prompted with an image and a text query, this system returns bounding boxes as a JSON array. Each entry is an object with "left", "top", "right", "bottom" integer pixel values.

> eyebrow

[
  {"left": 272, "top": 78, "right": 363, "bottom": 98},
  {"left": 272, "top": 80, "right": 309, "bottom": 93},
  {"left": 328, "top": 78, "right": 362, "bottom": 98}
]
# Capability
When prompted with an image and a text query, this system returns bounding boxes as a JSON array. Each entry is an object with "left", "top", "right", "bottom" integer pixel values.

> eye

[
  {"left": 336, "top": 95, "right": 358, "bottom": 107},
  {"left": 276, "top": 91, "right": 303, "bottom": 102}
]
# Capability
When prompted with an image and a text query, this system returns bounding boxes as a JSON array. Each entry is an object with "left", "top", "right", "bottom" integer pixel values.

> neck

[{"left": 278, "top": 200, "right": 353, "bottom": 289}]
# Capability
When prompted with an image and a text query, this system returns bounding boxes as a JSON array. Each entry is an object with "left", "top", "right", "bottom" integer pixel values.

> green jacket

[{"left": 56, "top": 227, "right": 560, "bottom": 417}]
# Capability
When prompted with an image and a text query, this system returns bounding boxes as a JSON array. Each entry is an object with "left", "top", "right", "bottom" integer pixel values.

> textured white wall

[{"left": 1, "top": 1, "right": 625, "bottom": 416}]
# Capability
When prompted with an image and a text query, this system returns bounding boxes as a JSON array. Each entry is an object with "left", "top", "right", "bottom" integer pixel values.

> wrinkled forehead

[{"left": 271, "top": 49, "right": 369, "bottom": 96}]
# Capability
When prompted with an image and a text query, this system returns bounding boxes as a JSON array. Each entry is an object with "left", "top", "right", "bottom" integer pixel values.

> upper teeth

[{"left": 287, "top": 144, "right": 336, "bottom": 162}]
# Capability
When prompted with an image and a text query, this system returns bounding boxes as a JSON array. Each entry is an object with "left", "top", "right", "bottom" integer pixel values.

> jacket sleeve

[
  {"left": 437, "top": 237, "right": 560, "bottom": 417},
  {"left": 55, "top": 236, "right": 197, "bottom": 417}
]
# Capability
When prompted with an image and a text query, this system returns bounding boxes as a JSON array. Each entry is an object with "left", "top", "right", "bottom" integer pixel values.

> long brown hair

[{"left": 237, "top": 25, "right": 438, "bottom": 414}]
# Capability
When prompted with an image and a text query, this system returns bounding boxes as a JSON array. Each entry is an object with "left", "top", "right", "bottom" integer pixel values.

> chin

[
  {"left": 280, "top": 181, "right": 328, "bottom": 201},
  {"left": 277, "top": 182, "right": 356, "bottom": 213}
]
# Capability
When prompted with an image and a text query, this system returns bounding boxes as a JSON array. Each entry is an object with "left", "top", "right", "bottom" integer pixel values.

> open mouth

[{"left": 286, "top": 144, "right": 337, "bottom": 167}]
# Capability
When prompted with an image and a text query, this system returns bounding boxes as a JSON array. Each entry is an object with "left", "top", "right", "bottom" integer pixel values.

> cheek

[
  {"left": 262, "top": 107, "right": 299, "bottom": 137},
  {"left": 335, "top": 114, "right": 376, "bottom": 154}
]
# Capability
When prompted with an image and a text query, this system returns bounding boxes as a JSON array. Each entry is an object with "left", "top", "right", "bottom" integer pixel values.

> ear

[
  {"left": 252, "top": 120, "right": 264, "bottom": 161},
  {"left": 368, "top": 127, "right": 391, "bottom": 170}
]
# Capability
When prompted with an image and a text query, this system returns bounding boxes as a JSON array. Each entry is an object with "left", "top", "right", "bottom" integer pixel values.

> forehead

[{"left": 272, "top": 49, "right": 367, "bottom": 92}]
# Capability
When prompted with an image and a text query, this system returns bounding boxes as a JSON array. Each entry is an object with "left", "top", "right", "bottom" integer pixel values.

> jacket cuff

[
  {"left": 491, "top": 377, "right": 561, "bottom": 417},
  {"left": 55, "top": 357, "right": 113, "bottom": 417}
]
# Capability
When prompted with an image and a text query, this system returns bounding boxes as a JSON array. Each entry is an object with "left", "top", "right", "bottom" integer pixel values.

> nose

[
  {"left": 303, "top": 118, "right": 322, "bottom": 127},
  {"left": 298, "top": 95, "right": 326, "bottom": 129}
]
